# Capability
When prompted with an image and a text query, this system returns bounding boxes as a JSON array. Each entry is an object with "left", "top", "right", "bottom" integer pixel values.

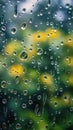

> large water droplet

[
  {"left": 1, "top": 81, "right": 6, "bottom": 88},
  {"left": 20, "top": 51, "right": 28, "bottom": 60},
  {"left": 11, "top": 27, "right": 17, "bottom": 34}
]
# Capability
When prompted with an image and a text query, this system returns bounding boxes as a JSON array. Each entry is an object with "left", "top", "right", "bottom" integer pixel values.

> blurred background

[{"left": 0, "top": 0, "right": 73, "bottom": 130}]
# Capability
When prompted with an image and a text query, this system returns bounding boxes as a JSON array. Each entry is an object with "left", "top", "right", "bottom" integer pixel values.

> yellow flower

[
  {"left": 31, "top": 31, "right": 46, "bottom": 43},
  {"left": 64, "top": 57, "right": 73, "bottom": 66},
  {"left": 31, "top": 28, "right": 61, "bottom": 45},
  {"left": 45, "top": 28, "right": 61, "bottom": 40},
  {"left": 64, "top": 35, "right": 73, "bottom": 47},
  {"left": 40, "top": 73, "right": 53, "bottom": 86},
  {"left": 62, "top": 74, "right": 73, "bottom": 86},
  {"left": 9, "top": 64, "right": 24, "bottom": 77},
  {"left": 61, "top": 93, "right": 71, "bottom": 106},
  {"left": 4, "top": 40, "right": 21, "bottom": 55}
]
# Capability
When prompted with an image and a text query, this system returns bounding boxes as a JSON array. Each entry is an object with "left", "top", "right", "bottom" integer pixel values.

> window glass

[{"left": 0, "top": 0, "right": 73, "bottom": 129}]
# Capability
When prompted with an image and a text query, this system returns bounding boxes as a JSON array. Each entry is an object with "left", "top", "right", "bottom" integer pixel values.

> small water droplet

[
  {"left": 1, "top": 81, "right": 6, "bottom": 88},
  {"left": 65, "top": 3, "right": 70, "bottom": 9},
  {"left": 1, "top": 26, "right": 6, "bottom": 31},
  {"left": 54, "top": 101, "right": 58, "bottom": 107},
  {"left": 16, "top": 123, "right": 22, "bottom": 129},
  {"left": 24, "top": 79, "right": 28, "bottom": 84},
  {"left": 22, "top": 103, "right": 27, "bottom": 109},
  {"left": 21, "top": 23, "right": 27, "bottom": 30},
  {"left": 37, "top": 95, "right": 41, "bottom": 100},
  {"left": 29, "top": 99, "right": 33, "bottom": 105},
  {"left": 15, "top": 76, "right": 20, "bottom": 84},
  {"left": 37, "top": 48, "right": 43, "bottom": 55},
  {"left": 22, "top": 8, "right": 26, "bottom": 12},
  {"left": 2, "top": 98, "right": 7, "bottom": 104},
  {"left": 11, "top": 58, "right": 15, "bottom": 63},
  {"left": 23, "top": 90, "right": 28, "bottom": 96}
]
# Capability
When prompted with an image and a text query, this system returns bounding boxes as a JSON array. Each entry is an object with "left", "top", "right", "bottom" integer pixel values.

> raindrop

[
  {"left": 54, "top": 102, "right": 58, "bottom": 107},
  {"left": 2, "top": 122, "right": 7, "bottom": 129},
  {"left": 1, "top": 26, "right": 6, "bottom": 31},
  {"left": 65, "top": 3, "right": 70, "bottom": 9},
  {"left": 29, "top": 99, "right": 33, "bottom": 105},
  {"left": 16, "top": 123, "right": 22, "bottom": 129},
  {"left": 37, "top": 95, "right": 41, "bottom": 100},
  {"left": 11, "top": 27, "right": 17, "bottom": 34},
  {"left": 21, "top": 23, "right": 27, "bottom": 30},
  {"left": 15, "top": 76, "right": 20, "bottom": 84},
  {"left": 22, "top": 8, "right": 26, "bottom": 12},
  {"left": 2, "top": 98, "right": 7, "bottom": 104},
  {"left": 11, "top": 58, "right": 15, "bottom": 63},
  {"left": 20, "top": 51, "right": 28, "bottom": 60},
  {"left": 61, "top": 41, "right": 64, "bottom": 46},
  {"left": 22, "top": 103, "right": 27, "bottom": 109},
  {"left": 24, "top": 79, "right": 28, "bottom": 84},
  {"left": 29, "top": 18, "right": 32, "bottom": 24},
  {"left": 1, "top": 81, "right": 6, "bottom": 88},
  {"left": 70, "top": 107, "right": 73, "bottom": 112},
  {"left": 23, "top": 90, "right": 28, "bottom": 96},
  {"left": 36, "top": 84, "right": 40, "bottom": 91},
  {"left": 37, "top": 48, "right": 43, "bottom": 55}
]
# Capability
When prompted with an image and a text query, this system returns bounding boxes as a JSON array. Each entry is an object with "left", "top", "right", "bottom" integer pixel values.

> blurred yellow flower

[
  {"left": 9, "top": 64, "right": 24, "bottom": 77},
  {"left": 45, "top": 28, "right": 61, "bottom": 40},
  {"left": 31, "top": 28, "right": 61, "bottom": 45},
  {"left": 64, "top": 57, "right": 73, "bottom": 66},
  {"left": 27, "top": 47, "right": 36, "bottom": 59},
  {"left": 40, "top": 73, "right": 53, "bottom": 86},
  {"left": 4, "top": 40, "right": 21, "bottom": 55},
  {"left": 31, "top": 31, "right": 46, "bottom": 43},
  {"left": 64, "top": 35, "right": 73, "bottom": 47},
  {"left": 61, "top": 93, "right": 71, "bottom": 106}
]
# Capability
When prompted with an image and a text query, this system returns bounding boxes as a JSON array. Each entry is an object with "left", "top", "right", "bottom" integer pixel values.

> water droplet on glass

[
  {"left": 23, "top": 90, "right": 28, "bottom": 96},
  {"left": 1, "top": 26, "right": 6, "bottom": 31},
  {"left": 2, "top": 98, "right": 7, "bottom": 104},
  {"left": 11, "top": 27, "right": 17, "bottom": 34},
  {"left": 24, "top": 79, "right": 28, "bottom": 84},
  {"left": 37, "top": 95, "right": 41, "bottom": 100},
  {"left": 11, "top": 58, "right": 15, "bottom": 63},
  {"left": 21, "top": 23, "right": 27, "bottom": 30},
  {"left": 16, "top": 123, "right": 22, "bottom": 129},
  {"left": 22, "top": 103, "right": 27, "bottom": 109},
  {"left": 20, "top": 51, "right": 28, "bottom": 60},
  {"left": 54, "top": 102, "right": 58, "bottom": 107},
  {"left": 37, "top": 48, "right": 43, "bottom": 55},
  {"left": 15, "top": 76, "right": 20, "bottom": 84},
  {"left": 65, "top": 3, "right": 70, "bottom": 9},
  {"left": 29, "top": 99, "right": 33, "bottom": 105},
  {"left": 1, "top": 81, "right": 6, "bottom": 88},
  {"left": 13, "top": 14, "right": 17, "bottom": 18},
  {"left": 22, "top": 8, "right": 26, "bottom": 12}
]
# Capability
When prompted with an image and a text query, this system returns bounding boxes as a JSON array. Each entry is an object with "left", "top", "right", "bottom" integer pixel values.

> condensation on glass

[{"left": 0, "top": 0, "right": 73, "bottom": 130}]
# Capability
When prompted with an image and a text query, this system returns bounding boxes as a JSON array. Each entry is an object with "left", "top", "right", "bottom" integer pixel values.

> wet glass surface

[{"left": 0, "top": 0, "right": 73, "bottom": 129}]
